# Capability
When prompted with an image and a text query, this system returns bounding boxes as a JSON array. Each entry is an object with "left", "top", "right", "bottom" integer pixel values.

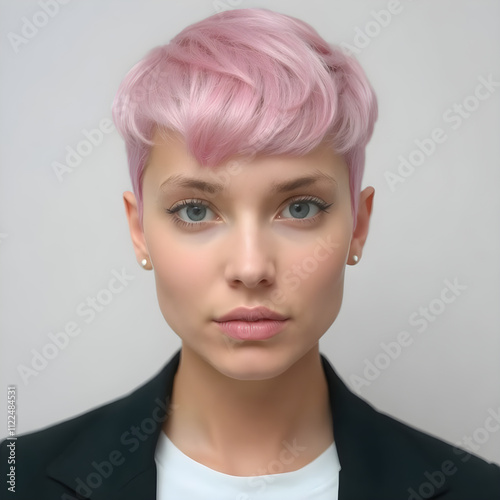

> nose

[{"left": 224, "top": 221, "right": 277, "bottom": 289}]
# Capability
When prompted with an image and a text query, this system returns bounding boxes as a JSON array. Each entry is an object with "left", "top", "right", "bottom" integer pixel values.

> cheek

[
  {"left": 146, "top": 233, "right": 214, "bottom": 317},
  {"left": 280, "top": 225, "right": 349, "bottom": 293},
  {"left": 313, "top": 251, "right": 346, "bottom": 316},
  {"left": 276, "top": 226, "right": 350, "bottom": 330},
  {"left": 282, "top": 243, "right": 346, "bottom": 302}
]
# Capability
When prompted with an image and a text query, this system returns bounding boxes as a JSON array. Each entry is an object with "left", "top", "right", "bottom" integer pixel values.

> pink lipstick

[{"left": 214, "top": 306, "right": 289, "bottom": 341}]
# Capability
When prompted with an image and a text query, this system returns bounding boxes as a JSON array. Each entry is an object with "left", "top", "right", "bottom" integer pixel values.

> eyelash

[{"left": 164, "top": 196, "right": 333, "bottom": 230}]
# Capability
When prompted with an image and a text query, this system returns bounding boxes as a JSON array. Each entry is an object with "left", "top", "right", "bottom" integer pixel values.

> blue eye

[
  {"left": 165, "top": 199, "right": 216, "bottom": 228},
  {"left": 281, "top": 199, "right": 322, "bottom": 220},
  {"left": 165, "top": 196, "right": 333, "bottom": 229}
]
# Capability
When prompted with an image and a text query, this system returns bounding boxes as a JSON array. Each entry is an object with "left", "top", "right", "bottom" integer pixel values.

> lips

[
  {"left": 214, "top": 306, "right": 289, "bottom": 322},
  {"left": 214, "top": 318, "right": 289, "bottom": 341}
]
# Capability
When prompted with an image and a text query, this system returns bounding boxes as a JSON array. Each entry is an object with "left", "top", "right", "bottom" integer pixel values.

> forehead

[{"left": 143, "top": 130, "right": 349, "bottom": 193}]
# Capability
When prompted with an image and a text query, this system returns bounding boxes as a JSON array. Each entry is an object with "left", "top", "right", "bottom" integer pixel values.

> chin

[
  {"left": 217, "top": 366, "right": 290, "bottom": 382},
  {"left": 212, "top": 344, "right": 301, "bottom": 381}
]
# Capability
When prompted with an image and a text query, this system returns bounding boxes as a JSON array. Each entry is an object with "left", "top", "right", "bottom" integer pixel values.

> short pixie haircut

[{"left": 112, "top": 8, "right": 378, "bottom": 229}]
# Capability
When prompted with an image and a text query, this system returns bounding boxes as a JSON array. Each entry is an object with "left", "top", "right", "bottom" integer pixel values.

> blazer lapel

[
  {"left": 46, "top": 350, "right": 182, "bottom": 500},
  {"left": 320, "top": 355, "right": 450, "bottom": 499},
  {"left": 46, "top": 349, "right": 450, "bottom": 499}
]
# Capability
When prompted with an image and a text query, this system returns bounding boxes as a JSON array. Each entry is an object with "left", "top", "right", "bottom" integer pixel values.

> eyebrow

[{"left": 159, "top": 170, "right": 337, "bottom": 195}]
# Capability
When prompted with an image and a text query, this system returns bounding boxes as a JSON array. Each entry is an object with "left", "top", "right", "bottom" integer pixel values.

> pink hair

[{"left": 112, "top": 8, "right": 378, "bottom": 229}]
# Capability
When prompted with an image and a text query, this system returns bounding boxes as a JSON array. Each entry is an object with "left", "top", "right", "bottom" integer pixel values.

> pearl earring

[
  {"left": 141, "top": 258, "right": 148, "bottom": 268},
  {"left": 352, "top": 255, "right": 359, "bottom": 264}
]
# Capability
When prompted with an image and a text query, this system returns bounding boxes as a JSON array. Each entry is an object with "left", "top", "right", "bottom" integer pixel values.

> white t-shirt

[{"left": 155, "top": 430, "right": 340, "bottom": 499}]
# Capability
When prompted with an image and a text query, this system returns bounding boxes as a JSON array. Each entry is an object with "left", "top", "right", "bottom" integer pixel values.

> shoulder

[
  {"left": 378, "top": 406, "right": 500, "bottom": 496},
  {"left": 320, "top": 353, "right": 500, "bottom": 498},
  {"left": 354, "top": 393, "right": 500, "bottom": 498},
  {"left": 1, "top": 352, "right": 180, "bottom": 499},
  {"left": 1, "top": 399, "right": 119, "bottom": 497}
]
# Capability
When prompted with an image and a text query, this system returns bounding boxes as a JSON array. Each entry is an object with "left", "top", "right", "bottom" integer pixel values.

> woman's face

[{"left": 125, "top": 131, "right": 372, "bottom": 381}]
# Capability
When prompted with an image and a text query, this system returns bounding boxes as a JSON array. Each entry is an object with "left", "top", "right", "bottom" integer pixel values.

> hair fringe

[{"left": 112, "top": 8, "right": 378, "bottom": 228}]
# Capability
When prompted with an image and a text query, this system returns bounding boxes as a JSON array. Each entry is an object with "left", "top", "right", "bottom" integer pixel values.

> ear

[
  {"left": 123, "top": 191, "right": 150, "bottom": 267},
  {"left": 348, "top": 186, "right": 375, "bottom": 265}
]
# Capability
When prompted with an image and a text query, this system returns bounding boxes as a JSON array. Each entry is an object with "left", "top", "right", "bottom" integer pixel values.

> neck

[{"left": 162, "top": 343, "right": 334, "bottom": 475}]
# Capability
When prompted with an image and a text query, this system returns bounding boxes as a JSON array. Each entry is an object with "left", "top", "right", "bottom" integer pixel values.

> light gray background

[{"left": 1, "top": 0, "right": 499, "bottom": 465}]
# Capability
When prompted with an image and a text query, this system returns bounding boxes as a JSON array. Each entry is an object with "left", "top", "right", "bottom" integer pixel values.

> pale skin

[{"left": 124, "top": 130, "right": 374, "bottom": 476}]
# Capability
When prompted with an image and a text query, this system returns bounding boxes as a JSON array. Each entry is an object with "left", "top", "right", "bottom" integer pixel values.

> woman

[{"left": 2, "top": 8, "right": 499, "bottom": 500}]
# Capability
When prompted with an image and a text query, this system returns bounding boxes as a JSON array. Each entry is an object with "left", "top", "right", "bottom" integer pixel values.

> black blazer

[{"left": 2, "top": 349, "right": 499, "bottom": 499}]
